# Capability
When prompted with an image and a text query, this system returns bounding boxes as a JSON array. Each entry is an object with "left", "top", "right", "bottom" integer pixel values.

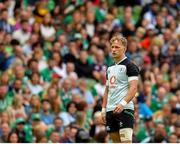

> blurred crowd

[{"left": 0, "top": 0, "right": 179, "bottom": 143}]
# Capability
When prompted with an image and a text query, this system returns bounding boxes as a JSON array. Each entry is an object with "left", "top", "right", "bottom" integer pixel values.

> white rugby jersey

[{"left": 106, "top": 57, "right": 139, "bottom": 112}]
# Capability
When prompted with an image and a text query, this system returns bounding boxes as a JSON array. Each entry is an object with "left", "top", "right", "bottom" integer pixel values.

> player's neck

[{"left": 114, "top": 55, "right": 126, "bottom": 64}]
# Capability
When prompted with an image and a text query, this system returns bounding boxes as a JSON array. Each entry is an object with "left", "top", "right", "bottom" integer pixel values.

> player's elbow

[
  {"left": 129, "top": 80, "right": 138, "bottom": 93},
  {"left": 130, "top": 85, "right": 138, "bottom": 93}
]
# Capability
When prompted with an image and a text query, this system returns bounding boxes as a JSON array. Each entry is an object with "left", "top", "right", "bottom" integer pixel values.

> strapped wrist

[
  {"left": 120, "top": 99, "right": 127, "bottom": 107},
  {"left": 101, "top": 107, "right": 106, "bottom": 113}
]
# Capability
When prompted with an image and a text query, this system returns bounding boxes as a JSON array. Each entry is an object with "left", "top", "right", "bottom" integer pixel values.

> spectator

[
  {"left": 151, "top": 86, "right": 168, "bottom": 112},
  {"left": 150, "top": 122, "right": 167, "bottom": 143},
  {"left": 59, "top": 125, "right": 72, "bottom": 143},
  {"left": 136, "top": 116, "right": 155, "bottom": 142},
  {"left": 59, "top": 101, "right": 77, "bottom": 127},
  {"left": 40, "top": 13, "right": 55, "bottom": 41},
  {"left": 75, "top": 50, "right": 93, "bottom": 78},
  {"left": 53, "top": 117, "right": 64, "bottom": 135},
  {"left": 0, "top": 112, "right": 11, "bottom": 125},
  {"left": 12, "top": 20, "right": 31, "bottom": 45},
  {"left": 0, "top": 72, "right": 10, "bottom": 85},
  {"left": 27, "top": 72, "right": 43, "bottom": 95},
  {"left": 22, "top": 88, "right": 31, "bottom": 115},
  {"left": 73, "top": 78, "right": 95, "bottom": 108},
  {"left": 75, "top": 128, "right": 91, "bottom": 143},
  {"left": 143, "top": 1, "right": 160, "bottom": 28},
  {"left": 52, "top": 51, "right": 67, "bottom": 79},
  {"left": 13, "top": 118, "right": 28, "bottom": 143},
  {"left": 60, "top": 78, "right": 73, "bottom": 108},
  {"left": 137, "top": 80, "right": 153, "bottom": 118},
  {"left": 10, "top": 79, "right": 23, "bottom": 95},
  {"left": 28, "top": 95, "right": 41, "bottom": 118},
  {"left": 126, "top": 37, "right": 143, "bottom": 66},
  {"left": 7, "top": 131, "right": 19, "bottom": 143},
  {"left": 48, "top": 130, "right": 60, "bottom": 143},
  {"left": 40, "top": 99, "right": 55, "bottom": 125},
  {"left": 89, "top": 111, "right": 105, "bottom": 138},
  {"left": 168, "top": 133, "right": 178, "bottom": 143},
  {"left": 92, "top": 49, "right": 106, "bottom": 81},
  {"left": 94, "top": 130, "right": 109, "bottom": 143},
  {"left": 6, "top": 95, "right": 27, "bottom": 124},
  {"left": 0, "top": 122, "right": 11, "bottom": 143},
  {"left": 174, "top": 121, "right": 180, "bottom": 142},
  {"left": 0, "top": 9, "right": 14, "bottom": 33},
  {"left": 0, "top": 85, "right": 12, "bottom": 112}
]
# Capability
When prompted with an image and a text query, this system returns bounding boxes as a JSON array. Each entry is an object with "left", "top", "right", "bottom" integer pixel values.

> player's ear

[{"left": 123, "top": 46, "right": 127, "bottom": 53}]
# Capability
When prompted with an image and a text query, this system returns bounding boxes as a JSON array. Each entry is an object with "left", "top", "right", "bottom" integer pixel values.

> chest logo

[{"left": 110, "top": 76, "right": 116, "bottom": 84}]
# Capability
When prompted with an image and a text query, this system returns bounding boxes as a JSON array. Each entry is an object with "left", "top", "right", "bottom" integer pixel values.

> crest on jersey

[
  {"left": 119, "top": 121, "right": 123, "bottom": 127},
  {"left": 106, "top": 126, "right": 110, "bottom": 131},
  {"left": 119, "top": 67, "right": 125, "bottom": 72}
]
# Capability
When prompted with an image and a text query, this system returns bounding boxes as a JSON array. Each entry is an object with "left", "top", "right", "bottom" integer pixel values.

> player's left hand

[{"left": 113, "top": 104, "right": 124, "bottom": 113}]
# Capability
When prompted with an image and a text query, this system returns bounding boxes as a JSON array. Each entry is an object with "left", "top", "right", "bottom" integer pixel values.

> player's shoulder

[
  {"left": 119, "top": 58, "right": 139, "bottom": 75},
  {"left": 118, "top": 58, "right": 138, "bottom": 67}
]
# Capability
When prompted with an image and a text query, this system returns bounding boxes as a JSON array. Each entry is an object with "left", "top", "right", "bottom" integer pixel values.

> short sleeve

[{"left": 126, "top": 62, "right": 139, "bottom": 82}]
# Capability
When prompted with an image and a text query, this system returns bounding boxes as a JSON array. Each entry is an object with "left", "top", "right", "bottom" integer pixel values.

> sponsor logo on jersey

[{"left": 110, "top": 76, "right": 116, "bottom": 84}]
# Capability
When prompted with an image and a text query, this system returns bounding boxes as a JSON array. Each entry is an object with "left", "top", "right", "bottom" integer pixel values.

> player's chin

[{"left": 112, "top": 54, "right": 117, "bottom": 58}]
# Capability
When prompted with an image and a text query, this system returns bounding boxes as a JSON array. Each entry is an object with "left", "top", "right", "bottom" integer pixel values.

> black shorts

[{"left": 106, "top": 109, "right": 134, "bottom": 132}]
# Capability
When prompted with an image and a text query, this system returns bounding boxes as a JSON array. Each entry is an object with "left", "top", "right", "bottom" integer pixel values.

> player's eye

[{"left": 111, "top": 46, "right": 121, "bottom": 49}]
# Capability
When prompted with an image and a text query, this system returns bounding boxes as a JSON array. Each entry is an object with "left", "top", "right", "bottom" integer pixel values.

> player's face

[{"left": 110, "top": 44, "right": 125, "bottom": 59}]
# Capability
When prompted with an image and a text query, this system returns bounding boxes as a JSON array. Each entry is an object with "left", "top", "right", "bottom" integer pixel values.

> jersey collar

[{"left": 115, "top": 57, "right": 127, "bottom": 65}]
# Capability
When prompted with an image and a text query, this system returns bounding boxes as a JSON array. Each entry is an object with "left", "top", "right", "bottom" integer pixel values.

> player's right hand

[{"left": 101, "top": 112, "right": 106, "bottom": 124}]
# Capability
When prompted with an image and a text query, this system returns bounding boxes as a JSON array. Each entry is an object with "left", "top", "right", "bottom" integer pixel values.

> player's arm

[
  {"left": 123, "top": 62, "right": 139, "bottom": 104},
  {"left": 102, "top": 68, "right": 109, "bottom": 110},
  {"left": 102, "top": 86, "right": 108, "bottom": 109},
  {"left": 101, "top": 67, "right": 109, "bottom": 123},
  {"left": 101, "top": 86, "right": 108, "bottom": 123},
  {"left": 123, "top": 79, "right": 138, "bottom": 103}
]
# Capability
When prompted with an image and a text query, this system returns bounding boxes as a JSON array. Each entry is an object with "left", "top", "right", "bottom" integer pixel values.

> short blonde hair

[
  {"left": 110, "top": 34, "right": 127, "bottom": 48},
  {"left": 136, "top": 27, "right": 146, "bottom": 34}
]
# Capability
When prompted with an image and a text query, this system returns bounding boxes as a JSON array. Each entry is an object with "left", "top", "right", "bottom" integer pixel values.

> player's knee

[{"left": 119, "top": 128, "right": 133, "bottom": 143}]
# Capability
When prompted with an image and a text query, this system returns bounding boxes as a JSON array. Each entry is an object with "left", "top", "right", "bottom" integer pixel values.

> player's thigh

[
  {"left": 106, "top": 111, "right": 121, "bottom": 142},
  {"left": 106, "top": 111, "right": 119, "bottom": 132},
  {"left": 119, "top": 128, "right": 133, "bottom": 143},
  {"left": 109, "top": 131, "right": 121, "bottom": 143}
]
